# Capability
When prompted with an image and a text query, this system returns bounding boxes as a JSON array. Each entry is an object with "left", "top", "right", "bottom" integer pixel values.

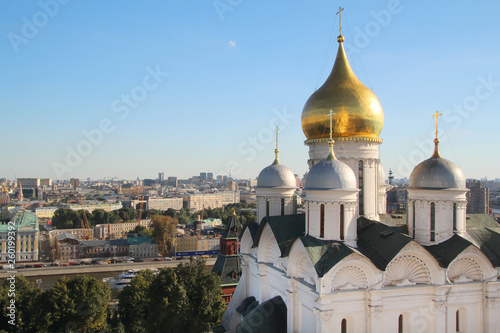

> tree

[
  {"left": 0, "top": 275, "right": 42, "bottom": 332},
  {"left": 127, "top": 225, "right": 152, "bottom": 238},
  {"left": 117, "top": 259, "right": 225, "bottom": 333},
  {"left": 117, "top": 207, "right": 138, "bottom": 222},
  {"left": 118, "top": 270, "right": 156, "bottom": 333},
  {"left": 150, "top": 215, "right": 177, "bottom": 256},
  {"left": 35, "top": 275, "right": 111, "bottom": 332}
]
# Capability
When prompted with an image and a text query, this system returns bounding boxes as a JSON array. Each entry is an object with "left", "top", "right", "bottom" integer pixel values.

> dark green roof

[
  {"left": 236, "top": 296, "right": 256, "bottom": 314},
  {"left": 424, "top": 234, "right": 473, "bottom": 268},
  {"left": 466, "top": 214, "right": 499, "bottom": 229},
  {"left": 466, "top": 227, "right": 500, "bottom": 267},
  {"left": 295, "top": 235, "right": 355, "bottom": 277},
  {"left": 223, "top": 214, "right": 243, "bottom": 239},
  {"left": 253, "top": 214, "right": 305, "bottom": 256},
  {"left": 236, "top": 296, "right": 287, "bottom": 333},
  {"left": 357, "top": 217, "right": 412, "bottom": 270},
  {"left": 241, "top": 221, "right": 259, "bottom": 240},
  {"left": 211, "top": 254, "right": 241, "bottom": 286}
]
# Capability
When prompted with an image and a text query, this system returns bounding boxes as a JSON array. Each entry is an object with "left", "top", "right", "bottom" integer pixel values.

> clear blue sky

[{"left": 1, "top": 1, "right": 499, "bottom": 181}]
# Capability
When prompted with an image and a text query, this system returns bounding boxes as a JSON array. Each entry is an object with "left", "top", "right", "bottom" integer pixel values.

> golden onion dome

[{"left": 301, "top": 35, "right": 384, "bottom": 142}]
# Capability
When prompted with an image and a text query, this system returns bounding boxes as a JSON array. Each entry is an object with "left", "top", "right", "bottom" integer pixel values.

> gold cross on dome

[
  {"left": 432, "top": 111, "right": 442, "bottom": 139},
  {"left": 336, "top": 7, "right": 344, "bottom": 35}
]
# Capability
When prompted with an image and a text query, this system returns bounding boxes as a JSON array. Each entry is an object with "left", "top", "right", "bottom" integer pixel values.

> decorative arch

[
  {"left": 287, "top": 239, "right": 317, "bottom": 286},
  {"left": 257, "top": 223, "right": 281, "bottom": 265},
  {"left": 322, "top": 253, "right": 381, "bottom": 292},
  {"left": 333, "top": 265, "right": 367, "bottom": 290},
  {"left": 448, "top": 245, "right": 497, "bottom": 282},
  {"left": 384, "top": 255, "right": 431, "bottom": 286},
  {"left": 240, "top": 228, "right": 253, "bottom": 255}
]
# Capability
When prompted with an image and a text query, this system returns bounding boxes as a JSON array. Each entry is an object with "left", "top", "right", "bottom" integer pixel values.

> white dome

[
  {"left": 409, "top": 140, "right": 465, "bottom": 189},
  {"left": 409, "top": 156, "right": 465, "bottom": 189},
  {"left": 257, "top": 162, "right": 296, "bottom": 189},
  {"left": 305, "top": 158, "right": 357, "bottom": 190}
]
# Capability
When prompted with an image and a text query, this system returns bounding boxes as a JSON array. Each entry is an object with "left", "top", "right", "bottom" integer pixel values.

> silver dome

[
  {"left": 257, "top": 163, "right": 296, "bottom": 188},
  {"left": 305, "top": 158, "right": 357, "bottom": 190},
  {"left": 409, "top": 156, "right": 465, "bottom": 189}
]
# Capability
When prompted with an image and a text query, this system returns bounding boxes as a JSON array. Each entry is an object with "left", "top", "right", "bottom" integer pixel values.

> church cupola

[
  {"left": 304, "top": 112, "right": 359, "bottom": 246},
  {"left": 301, "top": 22, "right": 386, "bottom": 220},
  {"left": 256, "top": 127, "right": 297, "bottom": 223},
  {"left": 407, "top": 112, "right": 468, "bottom": 245}
]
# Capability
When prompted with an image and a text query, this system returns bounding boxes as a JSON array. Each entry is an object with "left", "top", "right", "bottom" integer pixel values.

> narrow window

[
  {"left": 412, "top": 200, "right": 416, "bottom": 239},
  {"left": 340, "top": 204, "right": 345, "bottom": 240},
  {"left": 281, "top": 198, "right": 285, "bottom": 216},
  {"left": 320, "top": 204, "right": 325, "bottom": 238},
  {"left": 453, "top": 203, "right": 457, "bottom": 232},
  {"left": 358, "top": 160, "right": 364, "bottom": 215},
  {"left": 430, "top": 202, "right": 436, "bottom": 241},
  {"left": 266, "top": 198, "right": 270, "bottom": 217},
  {"left": 341, "top": 318, "right": 347, "bottom": 333},
  {"left": 398, "top": 314, "right": 403, "bottom": 333},
  {"left": 307, "top": 204, "right": 310, "bottom": 234},
  {"left": 456, "top": 310, "right": 460, "bottom": 332}
]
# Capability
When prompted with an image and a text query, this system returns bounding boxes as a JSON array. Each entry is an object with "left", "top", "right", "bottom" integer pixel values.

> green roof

[
  {"left": 127, "top": 235, "right": 156, "bottom": 245},
  {"left": 466, "top": 227, "right": 500, "bottom": 267},
  {"left": 357, "top": 217, "right": 412, "bottom": 270},
  {"left": 211, "top": 254, "right": 241, "bottom": 286},
  {"left": 294, "top": 235, "right": 355, "bottom": 277},
  {"left": 379, "top": 213, "right": 407, "bottom": 226},
  {"left": 424, "top": 234, "right": 473, "bottom": 268},
  {"left": 241, "top": 221, "right": 259, "bottom": 240},
  {"left": 223, "top": 215, "right": 243, "bottom": 239},
  {"left": 0, "top": 211, "right": 38, "bottom": 232},
  {"left": 236, "top": 296, "right": 287, "bottom": 333},
  {"left": 466, "top": 214, "right": 499, "bottom": 229},
  {"left": 253, "top": 214, "right": 305, "bottom": 256}
]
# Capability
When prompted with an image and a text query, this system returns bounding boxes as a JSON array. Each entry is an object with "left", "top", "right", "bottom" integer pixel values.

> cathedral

[{"left": 220, "top": 14, "right": 500, "bottom": 333}]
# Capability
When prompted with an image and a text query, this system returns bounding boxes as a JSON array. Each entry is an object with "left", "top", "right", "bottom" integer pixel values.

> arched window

[
  {"left": 358, "top": 160, "right": 364, "bottom": 215},
  {"left": 281, "top": 198, "right": 285, "bottom": 216},
  {"left": 453, "top": 203, "right": 457, "bottom": 232},
  {"left": 430, "top": 202, "right": 436, "bottom": 242},
  {"left": 320, "top": 204, "right": 325, "bottom": 238},
  {"left": 340, "top": 204, "right": 345, "bottom": 240},
  {"left": 266, "top": 198, "right": 270, "bottom": 217},
  {"left": 341, "top": 318, "right": 347, "bottom": 333},
  {"left": 456, "top": 310, "right": 460, "bottom": 332},
  {"left": 398, "top": 314, "right": 403, "bottom": 333},
  {"left": 412, "top": 200, "right": 416, "bottom": 239}
]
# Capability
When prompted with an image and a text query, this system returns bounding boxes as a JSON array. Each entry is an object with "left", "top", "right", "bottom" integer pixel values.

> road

[{"left": 0, "top": 258, "right": 217, "bottom": 279}]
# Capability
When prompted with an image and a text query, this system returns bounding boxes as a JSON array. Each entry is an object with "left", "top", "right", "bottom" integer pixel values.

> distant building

[
  {"left": 94, "top": 220, "right": 151, "bottom": 239},
  {"left": 34, "top": 207, "right": 59, "bottom": 219},
  {"left": 127, "top": 235, "right": 158, "bottom": 258},
  {"left": 207, "top": 172, "right": 214, "bottom": 182},
  {"left": 220, "top": 191, "right": 241, "bottom": 206},
  {"left": 79, "top": 239, "right": 128, "bottom": 258},
  {"left": 200, "top": 172, "right": 207, "bottom": 181},
  {"left": 0, "top": 211, "right": 39, "bottom": 263},
  {"left": 70, "top": 178, "right": 79, "bottom": 190},
  {"left": 184, "top": 193, "right": 223, "bottom": 210},
  {"left": 167, "top": 176, "right": 178, "bottom": 187},
  {"left": 147, "top": 197, "right": 183, "bottom": 211},
  {"left": 17, "top": 178, "right": 40, "bottom": 188},
  {"left": 158, "top": 172, "right": 165, "bottom": 183},
  {"left": 55, "top": 233, "right": 79, "bottom": 261},
  {"left": 467, "top": 179, "right": 489, "bottom": 214},
  {"left": 386, "top": 187, "right": 407, "bottom": 213}
]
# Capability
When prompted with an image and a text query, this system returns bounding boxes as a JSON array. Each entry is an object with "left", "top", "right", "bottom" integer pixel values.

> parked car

[
  {"left": 34, "top": 264, "right": 46, "bottom": 268},
  {"left": 69, "top": 262, "right": 77, "bottom": 266},
  {"left": 133, "top": 259, "right": 144, "bottom": 262},
  {"left": 50, "top": 262, "right": 59, "bottom": 266},
  {"left": 154, "top": 258, "right": 162, "bottom": 261},
  {"left": 164, "top": 257, "right": 173, "bottom": 261},
  {"left": 24, "top": 265, "right": 33, "bottom": 268}
]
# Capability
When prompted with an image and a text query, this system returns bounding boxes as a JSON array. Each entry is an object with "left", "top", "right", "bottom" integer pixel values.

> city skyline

[{"left": 2, "top": 1, "right": 500, "bottom": 180}]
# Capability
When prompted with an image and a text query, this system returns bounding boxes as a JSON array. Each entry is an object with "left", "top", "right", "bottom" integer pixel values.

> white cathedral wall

[
  {"left": 408, "top": 188, "right": 468, "bottom": 244},
  {"left": 256, "top": 187, "right": 296, "bottom": 223},
  {"left": 305, "top": 140, "right": 383, "bottom": 220}
]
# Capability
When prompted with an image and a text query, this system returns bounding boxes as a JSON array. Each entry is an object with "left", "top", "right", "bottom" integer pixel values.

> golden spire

[
  {"left": 432, "top": 111, "right": 442, "bottom": 158},
  {"left": 336, "top": 7, "right": 345, "bottom": 42},
  {"left": 326, "top": 110, "right": 337, "bottom": 160},
  {"left": 273, "top": 126, "right": 280, "bottom": 165}
]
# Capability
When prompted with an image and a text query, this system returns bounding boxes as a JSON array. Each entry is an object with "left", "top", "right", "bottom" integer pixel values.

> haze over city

[{"left": 2, "top": 1, "right": 499, "bottom": 181}]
